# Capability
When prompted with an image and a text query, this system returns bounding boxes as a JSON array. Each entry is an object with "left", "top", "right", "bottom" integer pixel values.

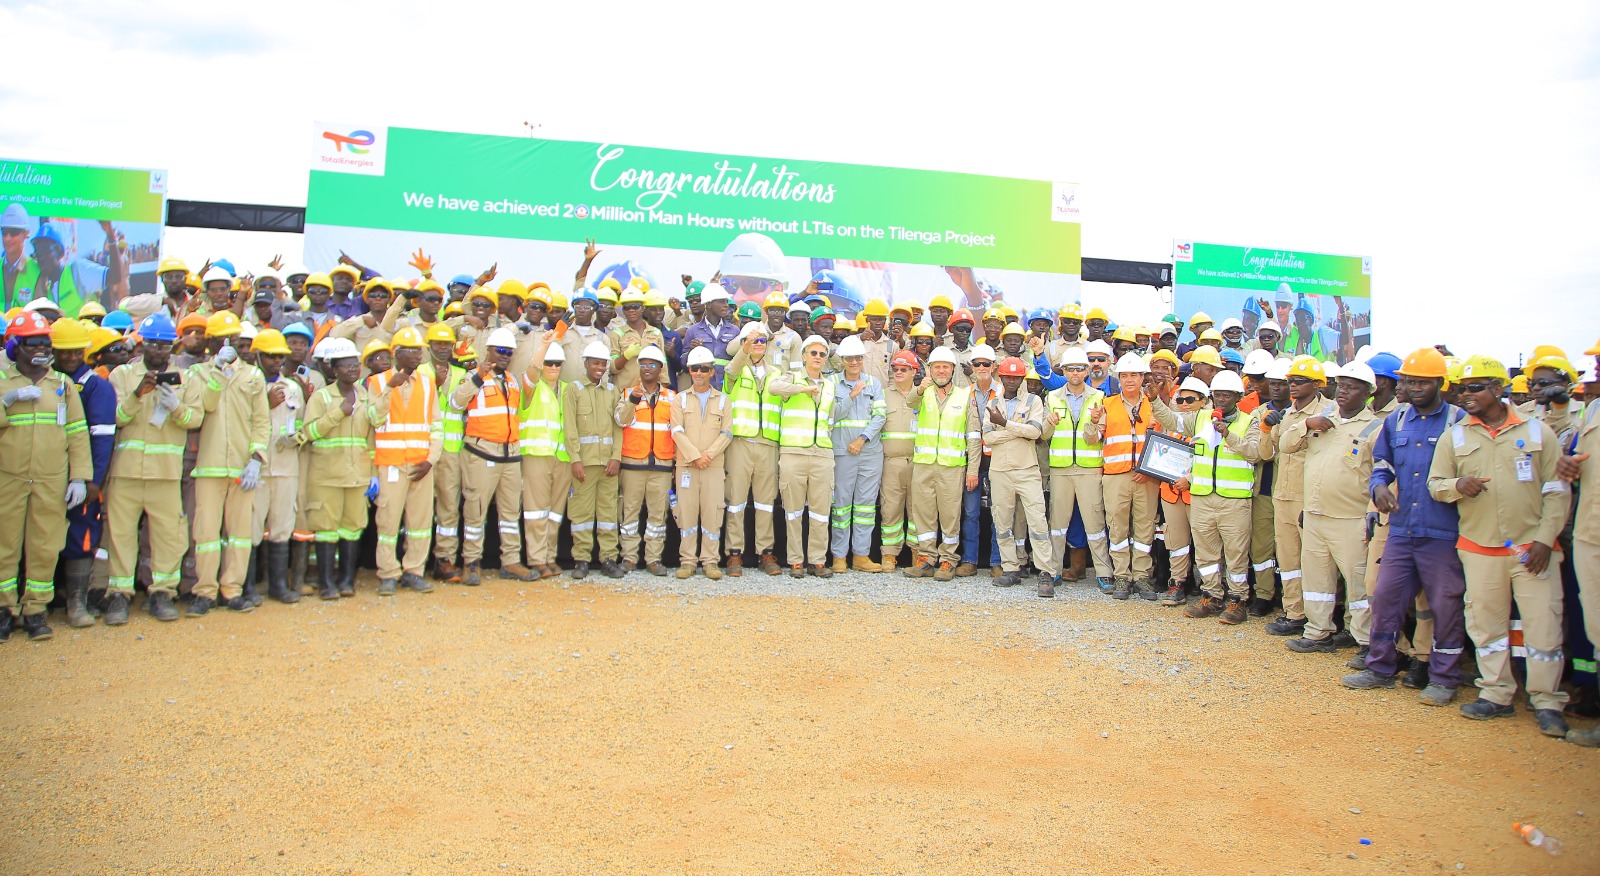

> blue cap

[
  {"left": 282, "top": 322, "right": 314, "bottom": 341},
  {"left": 1366, "top": 352, "right": 1402, "bottom": 380},
  {"left": 137, "top": 312, "right": 178, "bottom": 343},
  {"left": 103, "top": 310, "right": 134, "bottom": 331},
  {"left": 449, "top": 274, "right": 475, "bottom": 287},
  {"left": 1220, "top": 348, "right": 1246, "bottom": 366}
]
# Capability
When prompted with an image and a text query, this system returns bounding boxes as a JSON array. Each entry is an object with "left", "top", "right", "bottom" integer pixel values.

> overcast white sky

[{"left": 4, "top": 1, "right": 1596, "bottom": 365}]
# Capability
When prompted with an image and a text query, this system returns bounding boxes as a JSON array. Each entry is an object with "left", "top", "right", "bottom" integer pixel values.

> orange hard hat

[
  {"left": 890, "top": 351, "right": 919, "bottom": 370},
  {"left": 949, "top": 308, "right": 975, "bottom": 327},
  {"left": 997, "top": 357, "right": 1027, "bottom": 378},
  {"left": 1397, "top": 346, "right": 1448, "bottom": 379}
]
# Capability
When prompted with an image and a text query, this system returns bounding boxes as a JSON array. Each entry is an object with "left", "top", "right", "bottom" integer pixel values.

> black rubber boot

[
  {"left": 62, "top": 558, "right": 95, "bottom": 628},
  {"left": 317, "top": 545, "right": 339, "bottom": 600},
  {"left": 241, "top": 546, "right": 262, "bottom": 608},
  {"left": 336, "top": 540, "right": 359, "bottom": 597},
  {"left": 103, "top": 592, "right": 130, "bottom": 626},
  {"left": 22, "top": 612, "right": 53, "bottom": 641},
  {"left": 0, "top": 608, "right": 12, "bottom": 641},
  {"left": 288, "top": 541, "right": 310, "bottom": 596},
  {"left": 265, "top": 542, "right": 298, "bottom": 604}
]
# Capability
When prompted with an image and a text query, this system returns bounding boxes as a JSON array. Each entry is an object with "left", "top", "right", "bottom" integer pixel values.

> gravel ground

[{"left": 4, "top": 567, "right": 1597, "bottom": 875}]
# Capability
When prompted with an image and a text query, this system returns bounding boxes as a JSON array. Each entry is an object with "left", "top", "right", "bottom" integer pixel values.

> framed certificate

[{"left": 1136, "top": 431, "right": 1195, "bottom": 485}]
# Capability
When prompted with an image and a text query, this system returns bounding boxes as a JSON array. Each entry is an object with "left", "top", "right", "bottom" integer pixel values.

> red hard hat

[
  {"left": 6, "top": 311, "right": 52, "bottom": 338},
  {"left": 891, "top": 351, "right": 919, "bottom": 370},
  {"left": 949, "top": 308, "right": 975, "bottom": 327},
  {"left": 997, "top": 356, "right": 1026, "bottom": 378}
]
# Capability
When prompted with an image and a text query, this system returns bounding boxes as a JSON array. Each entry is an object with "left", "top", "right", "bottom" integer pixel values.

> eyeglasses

[
  {"left": 891, "top": 366, "right": 915, "bottom": 373},
  {"left": 1528, "top": 377, "right": 1565, "bottom": 389},
  {"left": 689, "top": 364, "right": 714, "bottom": 373},
  {"left": 970, "top": 360, "right": 994, "bottom": 368},
  {"left": 806, "top": 351, "right": 828, "bottom": 358},
  {"left": 1176, "top": 395, "right": 1204, "bottom": 405},
  {"left": 1458, "top": 382, "right": 1499, "bottom": 394}
]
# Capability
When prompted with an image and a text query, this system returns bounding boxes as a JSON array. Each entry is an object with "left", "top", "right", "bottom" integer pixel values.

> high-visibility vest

[
  {"left": 423, "top": 362, "right": 469, "bottom": 452},
  {"left": 778, "top": 376, "right": 834, "bottom": 449},
  {"left": 727, "top": 363, "right": 781, "bottom": 441},
  {"left": 366, "top": 371, "right": 438, "bottom": 467},
  {"left": 912, "top": 385, "right": 973, "bottom": 466},
  {"left": 1190, "top": 412, "right": 1254, "bottom": 498},
  {"left": 621, "top": 386, "right": 676, "bottom": 461},
  {"left": 1046, "top": 387, "right": 1105, "bottom": 469},
  {"left": 518, "top": 378, "right": 569, "bottom": 462},
  {"left": 1101, "top": 394, "right": 1152, "bottom": 474},
  {"left": 8, "top": 261, "right": 84, "bottom": 318},
  {"left": 463, "top": 374, "right": 521, "bottom": 445}
]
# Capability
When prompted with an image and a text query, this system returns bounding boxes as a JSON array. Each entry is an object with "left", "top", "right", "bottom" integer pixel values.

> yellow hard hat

[
  {"left": 184, "top": 271, "right": 201, "bottom": 291},
  {"left": 77, "top": 301, "right": 107, "bottom": 319},
  {"left": 627, "top": 276, "right": 651, "bottom": 293},
  {"left": 329, "top": 264, "right": 362, "bottom": 281},
  {"left": 909, "top": 323, "right": 934, "bottom": 339},
  {"left": 927, "top": 294, "right": 955, "bottom": 311},
  {"left": 998, "top": 303, "right": 1018, "bottom": 320},
  {"left": 362, "top": 277, "right": 394, "bottom": 299},
  {"left": 497, "top": 279, "right": 528, "bottom": 302},
  {"left": 205, "top": 311, "right": 242, "bottom": 337},
  {"left": 901, "top": 299, "right": 923, "bottom": 315},
  {"left": 1189, "top": 311, "right": 1214, "bottom": 328},
  {"left": 305, "top": 272, "right": 333, "bottom": 289},
  {"left": 1287, "top": 354, "right": 1326, "bottom": 383},
  {"left": 1197, "top": 328, "right": 1224, "bottom": 343},
  {"left": 835, "top": 315, "right": 856, "bottom": 333},
  {"left": 415, "top": 278, "right": 445, "bottom": 297},
  {"left": 1059, "top": 303, "right": 1085, "bottom": 321},
  {"left": 157, "top": 256, "right": 188, "bottom": 275},
  {"left": 1085, "top": 306, "right": 1109, "bottom": 322},
  {"left": 49, "top": 317, "right": 91, "bottom": 350},
  {"left": 1024, "top": 361, "right": 1039, "bottom": 380},
  {"left": 250, "top": 328, "right": 291, "bottom": 356},
  {"left": 86, "top": 327, "right": 123, "bottom": 358},
  {"left": 1444, "top": 356, "right": 1465, "bottom": 385},
  {"left": 1527, "top": 354, "right": 1577, "bottom": 383},
  {"left": 619, "top": 287, "right": 646, "bottom": 306},
  {"left": 1398, "top": 347, "right": 1448, "bottom": 379},
  {"left": 1001, "top": 322, "right": 1027, "bottom": 339},
  {"left": 1186, "top": 346, "right": 1223, "bottom": 368},
  {"left": 1148, "top": 349, "right": 1181, "bottom": 370},
  {"left": 982, "top": 307, "right": 1005, "bottom": 323},
  {"left": 391, "top": 327, "right": 425, "bottom": 349},
  {"left": 1111, "top": 325, "right": 1138, "bottom": 343},
  {"left": 1460, "top": 354, "right": 1509, "bottom": 384},
  {"left": 643, "top": 290, "right": 668, "bottom": 308},
  {"left": 861, "top": 298, "right": 889, "bottom": 318},
  {"left": 443, "top": 301, "right": 464, "bottom": 318},
  {"left": 548, "top": 289, "right": 568, "bottom": 311},
  {"left": 362, "top": 338, "right": 392, "bottom": 361},
  {"left": 1509, "top": 374, "right": 1529, "bottom": 394},
  {"left": 527, "top": 282, "right": 553, "bottom": 307},
  {"left": 1529, "top": 344, "right": 1566, "bottom": 363},
  {"left": 764, "top": 291, "right": 792, "bottom": 311},
  {"left": 466, "top": 287, "right": 498, "bottom": 308},
  {"left": 425, "top": 322, "right": 458, "bottom": 344},
  {"left": 890, "top": 302, "right": 913, "bottom": 318},
  {"left": 597, "top": 278, "right": 623, "bottom": 294},
  {"left": 1586, "top": 337, "right": 1600, "bottom": 356}
]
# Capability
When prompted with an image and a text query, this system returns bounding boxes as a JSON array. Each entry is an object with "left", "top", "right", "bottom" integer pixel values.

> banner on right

[{"left": 1172, "top": 241, "right": 1370, "bottom": 366}]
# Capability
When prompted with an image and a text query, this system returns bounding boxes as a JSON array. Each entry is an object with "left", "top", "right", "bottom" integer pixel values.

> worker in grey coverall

[{"left": 829, "top": 335, "right": 888, "bottom": 572}]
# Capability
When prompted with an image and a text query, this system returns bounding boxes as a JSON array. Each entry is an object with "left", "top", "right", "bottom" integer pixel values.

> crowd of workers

[{"left": 1, "top": 241, "right": 1597, "bottom": 749}]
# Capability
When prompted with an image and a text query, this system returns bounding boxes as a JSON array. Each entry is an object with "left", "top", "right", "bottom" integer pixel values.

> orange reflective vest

[
  {"left": 1102, "top": 394, "right": 1152, "bottom": 474},
  {"left": 464, "top": 375, "right": 521, "bottom": 445},
  {"left": 621, "top": 386, "right": 676, "bottom": 463},
  {"left": 367, "top": 371, "right": 437, "bottom": 467}
]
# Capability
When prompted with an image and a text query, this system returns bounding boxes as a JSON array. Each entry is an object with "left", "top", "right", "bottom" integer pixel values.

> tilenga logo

[{"left": 323, "top": 130, "right": 376, "bottom": 154}]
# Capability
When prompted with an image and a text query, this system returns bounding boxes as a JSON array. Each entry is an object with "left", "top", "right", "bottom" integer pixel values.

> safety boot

[
  {"left": 1111, "top": 578, "right": 1132, "bottom": 600},
  {"left": 879, "top": 553, "right": 897, "bottom": 573},
  {"left": 401, "top": 572, "right": 432, "bottom": 593},
  {"left": 499, "top": 562, "right": 537, "bottom": 582},
  {"left": 759, "top": 552, "right": 781, "bottom": 575},
  {"left": 1064, "top": 547, "right": 1087, "bottom": 581},
  {"left": 1218, "top": 598, "right": 1248, "bottom": 625},
  {"left": 1401, "top": 658, "right": 1430, "bottom": 690},
  {"left": 851, "top": 557, "right": 881, "bottom": 573},
  {"left": 725, "top": 555, "right": 743, "bottom": 577},
  {"left": 705, "top": 564, "right": 723, "bottom": 581},
  {"left": 288, "top": 541, "right": 310, "bottom": 594},
  {"left": 103, "top": 592, "right": 130, "bottom": 626},
  {"left": 336, "top": 540, "right": 360, "bottom": 596},
  {"left": 22, "top": 612, "right": 52, "bottom": 641},
  {"left": 1132, "top": 579, "right": 1160, "bottom": 602},
  {"left": 831, "top": 558, "right": 848, "bottom": 574},
  {"left": 146, "top": 591, "right": 179, "bottom": 622},
  {"left": 676, "top": 563, "right": 695, "bottom": 579},
  {"left": 265, "top": 542, "right": 299, "bottom": 604},
  {"left": 934, "top": 561, "right": 956, "bottom": 582},
  {"left": 62, "top": 558, "right": 95, "bottom": 628},
  {"left": 463, "top": 562, "right": 482, "bottom": 586},
  {"left": 318, "top": 547, "right": 340, "bottom": 600},
  {"left": 242, "top": 546, "right": 262, "bottom": 608},
  {"left": 1160, "top": 582, "right": 1187, "bottom": 607},
  {"left": 1183, "top": 596, "right": 1222, "bottom": 619},
  {"left": 0, "top": 608, "right": 11, "bottom": 641},
  {"left": 434, "top": 558, "right": 461, "bottom": 583},
  {"left": 954, "top": 562, "right": 977, "bottom": 577}
]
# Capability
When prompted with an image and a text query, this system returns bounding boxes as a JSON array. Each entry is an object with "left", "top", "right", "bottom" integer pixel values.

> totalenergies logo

[{"left": 322, "top": 130, "right": 375, "bottom": 154}]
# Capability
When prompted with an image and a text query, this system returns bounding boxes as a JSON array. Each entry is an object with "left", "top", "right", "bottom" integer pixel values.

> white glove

[
  {"left": 214, "top": 344, "right": 239, "bottom": 366},
  {"left": 1, "top": 385, "right": 43, "bottom": 407},
  {"left": 65, "top": 480, "right": 87, "bottom": 510},
  {"left": 155, "top": 384, "right": 180, "bottom": 412},
  {"left": 239, "top": 458, "right": 262, "bottom": 491}
]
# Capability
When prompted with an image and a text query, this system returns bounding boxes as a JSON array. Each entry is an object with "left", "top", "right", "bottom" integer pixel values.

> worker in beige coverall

[
  {"left": 982, "top": 357, "right": 1056, "bottom": 594},
  {"left": 1258, "top": 355, "right": 1334, "bottom": 637},
  {"left": 671, "top": 345, "right": 732, "bottom": 578}
]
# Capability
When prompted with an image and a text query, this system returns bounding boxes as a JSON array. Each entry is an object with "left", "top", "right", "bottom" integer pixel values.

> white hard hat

[
  {"left": 541, "top": 342, "right": 566, "bottom": 364},
  {"left": 581, "top": 340, "right": 611, "bottom": 360},
  {"left": 484, "top": 327, "right": 518, "bottom": 350},
  {"left": 238, "top": 321, "right": 258, "bottom": 341},
  {"left": 969, "top": 343, "right": 997, "bottom": 362},
  {"left": 319, "top": 337, "right": 360, "bottom": 361},
  {"left": 23, "top": 297, "right": 60, "bottom": 314},
  {"left": 1209, "top": 370, "right": 1245, "bottom": 394},
  {"left": 1115, "top": 352, "right": 1148, "bottom": 374},
  {"left": 1322, "top": 362, "right": 1342, "bottom": 380},
  {"left": 736, "top": 320, "right": 769, "bottom": 341},
  {"left": 638, "top": 344, "right": 667, "bottom": 365},
  {"left": 1085, "top": 339, "right": 1113, "bottom": 357},
  {"left": 1218, "top": 318, "right": 1243, "bottom": 333},
  {"left": 686, "top": 346, "right": 715, "bottom": 368},
  {"left": 256, "top": 267, "right": 281, "bottom": 282},
  {"left": 1158, "top": 323, "right": 1178, "bottom": 337},
  {"left": 1353, "top": 344, "right": 1375, "bottom": 365},
  {"left": 201, "top": 266, "right": 232, "bottom": 287},
  {"left": 1059, "top": 347, "right": 1089, "bottom": 367},
  {"left": 718, "top": 232, "right": 788, "bottom": 285},
  {"left": 836, "top": 335, "right": 866, "bottom": 358},
  {"left": 801, "top": 334, "right": 829, "bottom": 352},
  {"left": 284, "top": 265, "right": 311, "bottom": 279},
  {"left": 0, "top": 203, "right": 31, "bottom": 229},
  {"left": 927, "top": 347, "right": 957, "bottom": 366},
  {"left": 1179, "top": 376, "right": 1211, "bottom": 397},
  {"left": 1265, "top": 358, "right": 1292, "bottom": 381},
  {"left": 700, "top": 285, "right": 730, "bottom": 305},
  {"left": 1243, "top": 349, "right": 1275, "bottom": 376},
  {"left": 787, "top": 301, "right": 811, "bottom": 316},
  {"left": 1339, "top": 361, "right": 1376, "bottom": 386}
]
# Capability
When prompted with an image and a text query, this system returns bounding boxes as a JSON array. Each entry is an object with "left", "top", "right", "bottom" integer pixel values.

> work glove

[
  {"left": 214, "top": 344, "right": 239, "bottom": 366},
  {"left": 239, "top": 458, "right": 262, "bottom": 491},
  {"left": 516, "top": 320, "right": 533, "bottom": 334},
  {"left": 65, "top": 479, "right": 87, "bottom": 510},
  {"left": 1263, "top": 409, "right": 1284, "bottom": 428},
  {"left": 155, "top": 384, "right": 180, "bottom": 412},
  {"left": 366, "top": 476, "right": 380, "bottom": 501},
  {"left": 1, "top": 385, "right": 43, "bottom": 407},
  {"left": 1364, "top": 511, "right": 1380, "bottom": 543},
  {"left": 622, "top": 343, "right": 641, "bottom": 360}
]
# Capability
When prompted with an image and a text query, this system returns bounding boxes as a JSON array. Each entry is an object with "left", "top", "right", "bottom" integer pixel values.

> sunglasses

[
  {"left": 16, "top": 336, "right": 51, "bottom": 347},
  {"left": 689, "top": 364, "right": 714, "bottom": 373},
  {"left": 1458, "top": 382, "right": 1499, "bottom": 394},
  {"left": 970, "top": 361, "right": 994, "bottom": 368},
  {"left": 1287, "top": 377, "right": 1315, "bottom": 386},
  {"left": 622, "top": 303, "right": 643, "bottom": 310},
  {"left": 1176, "top": 395, "right": 1204, "bottom": 405},
  {"left": 1088, "top": 356, "right": 1109, "bottom": 363},
  {"left": 1063, "top": 365, "right": 1088, "bottom": 372},
  {"left": 3, "top": 228, "right": 26, "bottom": 237},
  {"left": 749, "top": 337, "right": 768, "bottom": 344},
  {"left": 420, "top": 295, "right": 443, "bottom": 304},
  {"left": 806, "top": 351, "right": 828, "bottom": 358},
  {"left": 1528, "top": 377, "right": 1565, "bottom": 389},
  {"left": 891, "top": 366, "right": 915, "bottom": 373},
  {"left": 489, "top": 346, "right": 514, "bottom": 356}
]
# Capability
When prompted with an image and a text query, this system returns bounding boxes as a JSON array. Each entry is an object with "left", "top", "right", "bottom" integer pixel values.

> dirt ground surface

[{"left": 4, "top": 572, "right": 1597, "bottom": 876}]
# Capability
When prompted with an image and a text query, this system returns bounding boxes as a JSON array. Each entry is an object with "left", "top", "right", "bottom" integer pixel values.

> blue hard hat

[
  {"left": 590, "top": 260, "right": 656, "bottom": 294},
  {"left": 103, "top": 310, "right": 134, "bottom": 331},
  {"left": 212, "top": 258, "right": 237, "bottom": 277},
  {"left": 1366, "top": 352, "right": 1402, "bottom": 380},
  {"left": 1105, "top": 321, "right": 1118, "bottom": 333},
  {"left": 1220, "top": 348, "right": 1246, "bottom": 366},
  {"left": 807, "top": 269, "right": 863, "bottom": 314},
  {"left": 281, "top": 322, "right": 314, "bottom": 341},
  {"left": 449, "top": 274, "right": 475, "bottom": 287},
  {"left": 1028, "top": 307, "right": 1054, "bottom": 325},
  {"left": 137, "top": 312, "right": 178, "bottom": 343},
  {"left": 573, "top": 288, "right": 599, "bottom": 305},
  {"left": 1294, "top": 294, "right": 1314, "bottom": 317},
  {"left": 31, "top": 225, "right": 64, "bottom": 251}
]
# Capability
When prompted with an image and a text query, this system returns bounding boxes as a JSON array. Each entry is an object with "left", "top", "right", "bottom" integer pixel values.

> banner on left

[{"left": 0, "top": 159, "right": 169, "bottom": 317}]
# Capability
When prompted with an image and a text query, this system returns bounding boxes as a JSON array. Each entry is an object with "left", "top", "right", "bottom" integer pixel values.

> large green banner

[
  {"left": 305, "top": 123, "right": 1081, "bottom": 315},
  {"left": 1, "top": 159, "right": 169, "bottom": 314},
  {"left": 1172, "top": 240, "right": 1372, "bottom": 365}
]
